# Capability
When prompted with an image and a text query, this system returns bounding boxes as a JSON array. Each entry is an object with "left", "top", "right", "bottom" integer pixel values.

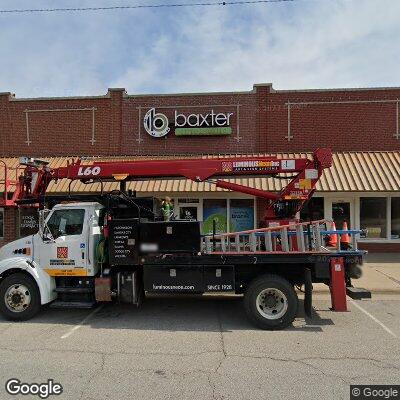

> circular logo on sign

[{"left": 143, "top": 108, "right": 170, "bottom": 138}]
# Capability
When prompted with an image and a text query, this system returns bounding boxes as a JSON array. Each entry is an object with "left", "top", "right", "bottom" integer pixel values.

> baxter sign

[{"left": 144, "top": 108, "right": 234, "bottom": 138}]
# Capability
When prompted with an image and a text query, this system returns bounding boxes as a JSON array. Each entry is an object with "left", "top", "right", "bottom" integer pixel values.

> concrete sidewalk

[
  {"left": 315, "top": 253, "right": 400, "bottom": 294},
  {"left": 357, "top": 253, "right": 400, "bottom": 293}
]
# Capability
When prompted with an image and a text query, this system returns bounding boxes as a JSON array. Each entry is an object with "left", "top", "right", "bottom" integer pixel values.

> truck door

[{"left": 37, "top": 208, "right": 88, "bottom": 277}]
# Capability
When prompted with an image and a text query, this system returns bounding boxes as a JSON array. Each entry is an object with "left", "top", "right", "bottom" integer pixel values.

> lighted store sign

[
  {"left": 143, "top": 108, "right": 234, "bottom": 138},
  {"left": 143, "top": 108, "right": 170, "bottom": 138}
]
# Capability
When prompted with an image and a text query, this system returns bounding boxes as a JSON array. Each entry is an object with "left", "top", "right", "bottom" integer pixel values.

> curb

[{"left": 311, "top": 288, "right": 400, "bottom": 295}]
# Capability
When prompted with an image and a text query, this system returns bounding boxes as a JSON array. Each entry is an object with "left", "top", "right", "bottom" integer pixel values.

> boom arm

[{"left": 4, "top": 148, "right": 332, "bottom": 220}]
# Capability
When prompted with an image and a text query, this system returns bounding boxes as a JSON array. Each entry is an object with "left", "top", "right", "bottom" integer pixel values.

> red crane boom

[{"left": 0, "top": 148, "right": 332, "bottom": 220}]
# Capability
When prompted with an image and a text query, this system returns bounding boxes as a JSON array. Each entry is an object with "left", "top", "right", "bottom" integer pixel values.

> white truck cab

[{"left": 0, "top": 202, "right": 104, "bottom": 319}]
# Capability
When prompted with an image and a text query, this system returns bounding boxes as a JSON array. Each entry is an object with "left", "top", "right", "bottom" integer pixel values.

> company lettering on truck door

[{"left": 38, "top": 208, "right": 88, "bottom": 277}]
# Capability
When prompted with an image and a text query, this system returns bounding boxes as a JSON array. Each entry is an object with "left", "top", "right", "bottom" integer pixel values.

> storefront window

[
  {"left": 202, "top": 199, "right": 227, "bottom": 234},
  {"left": 230, "top": 199, "right": 254, "bottom": 232},
  {"left": 177, "top": 198, "right": 198, "bottom": 221},
  {"left": 179, "top": 207, "right": 198, "bottom": 220},
  {"left": 360, "top": 197, "right": 387, "bottom": 239},
  {"left": 391, "top": 198, "right": 400, "bottom": 239},
  {"left": 0, "top": 209, "right": 3, "bottom": 238},
  {"left": 300, "top": 198, "right": 324, "bottom": 222}
]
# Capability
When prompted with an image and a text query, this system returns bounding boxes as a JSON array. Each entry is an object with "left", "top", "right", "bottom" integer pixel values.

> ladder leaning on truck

[{"left": 0, "top": 149, "right": 369, "bottom": 330}]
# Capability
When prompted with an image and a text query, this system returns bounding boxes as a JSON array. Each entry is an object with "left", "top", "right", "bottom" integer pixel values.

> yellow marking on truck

[
  {"left": 299, "top": 178, "right": 312, "bottom": 190},
  {"left": 44, "top": 268, "right": 88, "bottom": 277}
]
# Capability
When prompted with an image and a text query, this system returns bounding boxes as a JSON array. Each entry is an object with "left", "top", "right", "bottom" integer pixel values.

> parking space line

[
  {"left": 350, "top": 300, "right": 397, "bottom": 339},
  {"left": 61, "top": 305, "right": 104, "bottom": 339}
]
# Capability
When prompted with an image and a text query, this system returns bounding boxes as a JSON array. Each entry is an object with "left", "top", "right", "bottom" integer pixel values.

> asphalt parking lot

[{"left": 0, "top": 294, "right": 399, "bottom": 400}]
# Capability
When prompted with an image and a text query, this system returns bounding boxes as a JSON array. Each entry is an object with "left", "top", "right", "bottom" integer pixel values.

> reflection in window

[
  {"left": 360, "top": 198, "right": 387, "bottom": 238},
  {"left": 47, "top": 209, "right": 85, "bottom": 239},
  {"left": 230, "top": 199, "right": 254, "bottom": 232},
  {"left": 202, "top": 199, "right": 227, "bottom": 234},
  {"left": 300, "top": 198, "right": 324, "bottom": 222},
  {"left": 391, "top": 198, "right": 400, "bottom": 239}
]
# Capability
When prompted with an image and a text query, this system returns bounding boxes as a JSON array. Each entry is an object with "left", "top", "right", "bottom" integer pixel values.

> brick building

[{"left": 0, "top": 83, "right": 399, "bottom": 252}]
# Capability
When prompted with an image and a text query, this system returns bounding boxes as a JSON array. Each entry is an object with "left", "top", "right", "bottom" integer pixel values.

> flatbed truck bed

[
  {"left": 0, "top": 202, "right": 367, "bottom": 331},
  {"left": 127, "top": 247, "right": 365, "bottom": 329}
]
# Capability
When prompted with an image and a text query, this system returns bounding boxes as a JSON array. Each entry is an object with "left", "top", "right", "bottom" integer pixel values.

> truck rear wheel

[
  {"left": 244, "top": 274, "right": 298, "bottom": 330},
  {"left": 0, "top": 273, "right": 41, "bottom": 321}
]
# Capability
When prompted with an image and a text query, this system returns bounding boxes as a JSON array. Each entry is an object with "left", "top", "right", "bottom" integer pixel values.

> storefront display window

[
  {"left": 230, "top": 199, "right": 254, "bottom": 232},
  {"left": 360, "top": 197, "right": 387, "bottom": 239},
  {"left": 179, "top": 207, "right": 198, "bottom": 220},
  {"left": 202, "top": 199, "right": 227, "bottom": 234},
  {"left": 391, "top": 198, "right": 400, "bottom": 239},
  {"left": 177, "top": 198, "right": 198, "bottom": 221}
]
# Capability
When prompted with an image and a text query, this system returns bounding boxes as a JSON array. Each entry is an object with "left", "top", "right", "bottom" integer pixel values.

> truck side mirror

[
  {"left": 41, "top": 226, "right": 55, "bottom": 243},
  {"left": 38, "top": 208, "right": 54, "bottom": 242},
  {"left": 42, "top": 232, "right": 54, "bottom": 243}
]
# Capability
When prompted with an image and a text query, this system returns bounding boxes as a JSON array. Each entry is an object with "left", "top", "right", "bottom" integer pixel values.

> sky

[{"left": 0, "top": 0, "right": 399, "bottom": 97}]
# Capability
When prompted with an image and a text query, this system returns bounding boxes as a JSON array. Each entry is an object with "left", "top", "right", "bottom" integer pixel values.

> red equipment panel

[{"left": 329, "top": 257, "right": 348, "bottom": 312}]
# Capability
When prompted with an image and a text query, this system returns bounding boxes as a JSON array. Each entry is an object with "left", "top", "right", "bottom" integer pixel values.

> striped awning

[{"left": 1, "top": 151, "right": 399, "bottom": 193}]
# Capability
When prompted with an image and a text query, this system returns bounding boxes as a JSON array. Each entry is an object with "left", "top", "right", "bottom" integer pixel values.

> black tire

[
  {"left": 244, "top": 274, "right": 298, "bottom": 330},
  {"left": 0, "top": 273, "right": 41, "bottom": 321}
]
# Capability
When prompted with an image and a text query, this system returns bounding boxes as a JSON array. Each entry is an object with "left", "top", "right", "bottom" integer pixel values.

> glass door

[{"left": 328, "top": 199, "right": 354, "bottom": 229}]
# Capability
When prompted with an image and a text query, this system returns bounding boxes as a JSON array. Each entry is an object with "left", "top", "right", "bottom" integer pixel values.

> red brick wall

[
  {"left": 266, "top": 88, "right": 400, "bottom": 152},
  {"left": 0, "top": 92, "right": 113, "bottom": 157},
  {"left": 0, "top": 209, "right": 18, "bottom": 246},
  {"left": 358, "top": 242, "right": 400, "bottom": 253},
  {"left": 0, "top": 88, "right": 258, "bottom": 157},
  {"left": 2, "top": 84, "right": 400, "bottom": 157}
]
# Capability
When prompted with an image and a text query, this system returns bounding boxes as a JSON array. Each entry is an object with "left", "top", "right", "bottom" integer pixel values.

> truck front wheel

[
  {"left": 0, "top": 273, "right": 41, "bottom": 321},
  {"left": 244, "top": 274, "right": 298, "bottom": 330}
]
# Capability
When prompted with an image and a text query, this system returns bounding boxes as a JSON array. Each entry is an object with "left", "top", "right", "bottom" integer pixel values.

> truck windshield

[{"left": 46, "top": 209, "right": 85, "bottom": 239}]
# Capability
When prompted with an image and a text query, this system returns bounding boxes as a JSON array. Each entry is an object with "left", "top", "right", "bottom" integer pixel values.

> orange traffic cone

[
  {"left": 327, "top": 222, "right": 338, "bottom": 247},
  {"left": 341, "top": 221, "right": 351, "bottom": 249}
]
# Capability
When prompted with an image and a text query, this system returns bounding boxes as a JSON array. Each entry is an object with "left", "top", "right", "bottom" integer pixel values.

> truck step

[
  {"left": 346, "top": 287, "right": 372, "bottom": 300},
  {"left": 49, "top": 301, "right": 97, "bottom": 309},
  {"left": 55, "top": 287, "right": 94, "bottom": 294}
]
